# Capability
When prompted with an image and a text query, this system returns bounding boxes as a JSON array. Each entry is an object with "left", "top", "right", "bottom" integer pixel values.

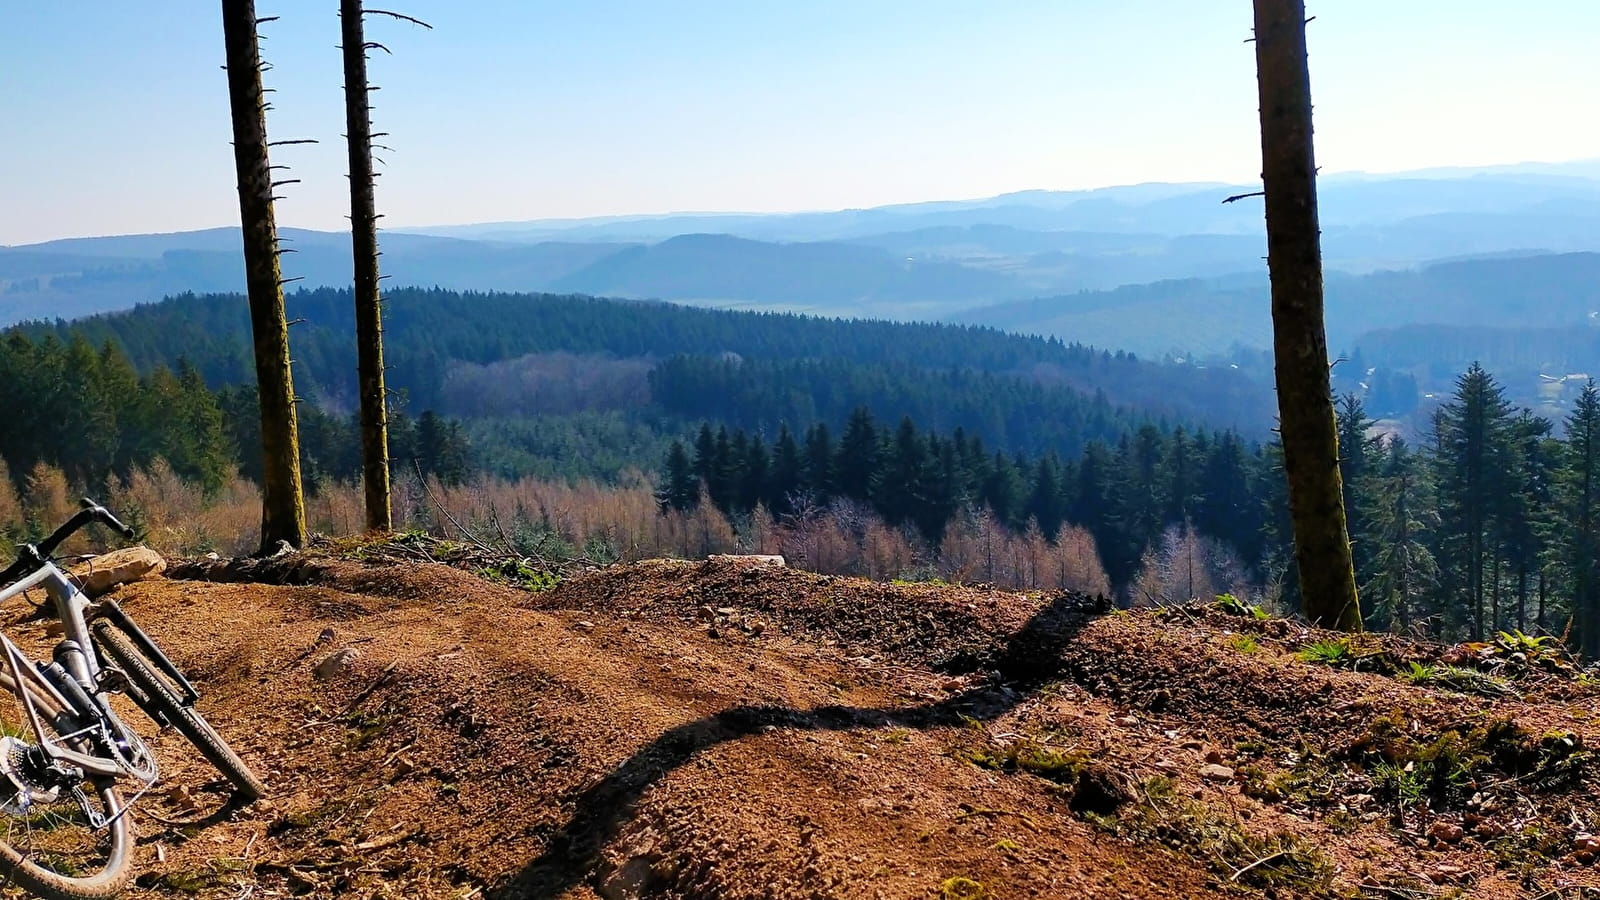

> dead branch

[
  {"left": 1221, "top": 190, "right": 1266, "bottom": 204},
  {"left": 1230, "top": 849, "right": 1292, "bottom": 882},
  {"left": 365, "top": 9, "right": 433, "bottom": 28}
]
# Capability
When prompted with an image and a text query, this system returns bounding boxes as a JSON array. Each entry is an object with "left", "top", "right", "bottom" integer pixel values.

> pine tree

[
  {"left": 1164, "top": 427, "right": 1199, "bottom": 525},
  {"left": 767, "top": 424, "right": 804, "bottom": 516},
  {"left": 657, "top": 441, "right": 698, "bottom": 512},
  {"left": 1499, "top": 410, "right": 1553, "bottom": 632},
  {"left": 1337, "top": 393, "right": 1380, "bottom": 583},
  {"left": 1027, "top": 455, "right": 1066, "bottom": 541},
  {"left": 1560, "top": 380, "right": 1600, "bottom": 657},
  {"left": 692, "top": 424, "right": 717, "bottom": 488},
  {"left": 878, "top": 417, "right": 928, "bottom": 529},
  {"left": 739, "top": 433, "right": 770, "bottom": 514},
  {"left": 1362, "top": 439, "right": 1438, "bottom": 632},
  {"left": 834, "top": 408, "right": 881, "bottom": 504},
  {"left": 802, "top": 423, "right": 834, "bottom": 503},
  {"left": 1434, "top": 363, "right": 1515, "bottom": 639}
]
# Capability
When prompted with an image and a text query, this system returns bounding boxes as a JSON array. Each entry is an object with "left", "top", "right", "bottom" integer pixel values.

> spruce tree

[
  {"left": 1560, "top": 380, "right": 1600, "bottom": 656},
  {"left": 1434, "top": 363, "right": 1515, "bottom": 639},
  {"left": 1337, "top": 393, "right": 1380, "bottom": 585},
  {"left": 767, "top": 424, "right": 804, "bottom": 516},
  {"left": 658, "top": 441, "right": 698, "bottom": 512},
  {"left": 834, "top": 408, "right": 881, "bottom": 504},
  {"left": 1362, "top": 439, "right": 1438, "bottom": 632}
]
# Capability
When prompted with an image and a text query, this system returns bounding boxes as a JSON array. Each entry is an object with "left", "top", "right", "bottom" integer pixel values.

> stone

[
  {"left": 1575, "top": 833, "right": 1600, "bottom": 854},
  {"left": 1199, "top": 764, "right": 1235, "bottom": 781},
  {"left": 314, "top": 647, "right": 361, "bottom": 680},
  {"left": 68, "top": 547, "right": 166, "bottom": 597},
  {"left": 1428, "top": 821, "right": 1465, "bottom": 844},
  {"left": 708, "top": 554, "right": 786, "bottom": 567}
]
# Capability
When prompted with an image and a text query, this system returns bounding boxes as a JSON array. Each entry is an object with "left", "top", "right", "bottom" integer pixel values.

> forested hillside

[
  {"left": 20, "top": 287, "right": 1274, "bottom": 441},
  {"left": 3, "top": 319, "right": 1595, "bottom": 647}
]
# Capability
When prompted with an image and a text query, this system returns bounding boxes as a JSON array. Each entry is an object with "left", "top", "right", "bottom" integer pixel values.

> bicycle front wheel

[
  {"left": 92, "top": 624, "right": 265, "bottom": 801},
  {"left": 0, "top": 667, "right": 134, "bottom": 900}
]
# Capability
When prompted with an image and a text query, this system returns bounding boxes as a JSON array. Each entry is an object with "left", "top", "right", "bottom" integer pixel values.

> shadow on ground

[{"left": 498, "top": 590, "right": 1108, "bottom": 899}]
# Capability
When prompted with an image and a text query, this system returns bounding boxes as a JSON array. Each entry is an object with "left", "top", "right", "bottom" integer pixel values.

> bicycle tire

[
  {"left": 0, "top": 670, "right": 134, "bottom": 900},
  {"left": 92, "top": 625, "right": 265, "bottom": 801}
]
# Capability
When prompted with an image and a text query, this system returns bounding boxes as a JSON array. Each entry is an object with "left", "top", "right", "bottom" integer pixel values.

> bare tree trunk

[
  {"left": 1517, "top": 562, "right": 1527, "bottom": 632},
  {"left": 1537, "top": 568, "right": 1546, "bottom": 633},
  {"left": 221, "top": 0, "right": 306, "bottom": 552},
  {"left": 1251, "top": 0, "right": 1361, "bottom": 631},
  {"left": 341, "top": 0, "right": 392, "bottom": 532}
]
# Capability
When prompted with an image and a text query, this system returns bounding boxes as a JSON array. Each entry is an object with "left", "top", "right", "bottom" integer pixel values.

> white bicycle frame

[{"left": 0, "top": 563, "right": 134, "bottom": 781}]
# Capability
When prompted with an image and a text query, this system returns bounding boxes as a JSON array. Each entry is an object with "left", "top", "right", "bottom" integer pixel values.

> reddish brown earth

[{"left": 9, "top": 553, "right": 1596, "bottom": 899}]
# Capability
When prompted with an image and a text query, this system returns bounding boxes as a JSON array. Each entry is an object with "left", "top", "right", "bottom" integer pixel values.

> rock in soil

[{"left": 69, "top": 546, "right": 166, "bottom": 596}]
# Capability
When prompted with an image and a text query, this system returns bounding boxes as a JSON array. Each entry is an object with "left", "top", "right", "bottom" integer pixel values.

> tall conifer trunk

[
  {"left": 221, "top": 0, "right": 307, "bottom": 551},
  {"left": 341, "top": 0, "right": 392, "bottom": 532},
  {"left": 1251, "top": 0, "right": 1361, "bottom": 630}
]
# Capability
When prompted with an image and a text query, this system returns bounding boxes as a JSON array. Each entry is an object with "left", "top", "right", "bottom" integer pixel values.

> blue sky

[{"left": 2, "top": 1, "right": 1596, "bottom": 244}]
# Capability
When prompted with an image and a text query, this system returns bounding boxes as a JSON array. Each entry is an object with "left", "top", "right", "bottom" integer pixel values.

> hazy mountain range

[
  {"left": 4, "top": 161, "right": 1600, "bottom": 421},
  {"left": 4, "top": 161, "right": 1598, "bottom": 328}
]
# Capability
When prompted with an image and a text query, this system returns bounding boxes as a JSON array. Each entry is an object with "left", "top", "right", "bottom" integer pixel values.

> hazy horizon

[{"left": 4, "top": 1, "right": 1598, "bottom": 245}]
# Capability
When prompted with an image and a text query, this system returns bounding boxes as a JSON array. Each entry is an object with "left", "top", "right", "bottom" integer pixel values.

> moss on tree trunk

[
  {"left": 1251, "top": 0, "right": 1361, "bottom": 631},
  {"left": 221, "top": 0, "right": 307, "bottom": 551}
]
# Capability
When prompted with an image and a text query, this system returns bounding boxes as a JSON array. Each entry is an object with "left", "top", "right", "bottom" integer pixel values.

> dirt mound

[{"left": 23, "top": 555, "right": 1593, "bottom": 899}]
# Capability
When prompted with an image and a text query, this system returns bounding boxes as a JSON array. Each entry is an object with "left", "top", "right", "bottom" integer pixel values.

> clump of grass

[
  {"left": 1489, "top": 824, "right": 1570, "bottom": 878},
  {"left": 964, "top": 739, "right": 1088, "bottom": 784},
  {"left": 1113, "top": 788, "right": 1335, "bottom": 894},
  {"left": 1227, "top": 633, "right": 1260, "bottom": 654},
  {"left": 475, "top": 561, "right": 561, "bottom": 592},
  {"left": 1354, "top": 713, "right": 1588, "bottom": 808},
  {"left": 1238, "top": 760, "right": 1343, "bottom": 807},
  {"left": 992, "top": 838, "right": 1022, "bottom": 854},
  {"left": 1399, "top": 660, "right": 1516, "bottom": 697},
  {"left": 1143, "top": 774, "right": 1177, "bottom": 801},
  {"left": 1212, "top": 593, "right": 1270, "bottom": 620},
  {"left": 1297, "top": 638, "right": 1353, "bottom": 666},
  {"left": 939, "top": 876, "right": 988, "bottom": 900}
]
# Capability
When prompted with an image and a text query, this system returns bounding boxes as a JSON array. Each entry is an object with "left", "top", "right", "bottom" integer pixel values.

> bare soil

[{"left": 8, "top": 553, "right": 1595, "bottom": 899}]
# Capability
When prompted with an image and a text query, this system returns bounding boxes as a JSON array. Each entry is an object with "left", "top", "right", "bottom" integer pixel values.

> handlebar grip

[{"left": 78, "top": 498, "right": 135, "bottom": 540}]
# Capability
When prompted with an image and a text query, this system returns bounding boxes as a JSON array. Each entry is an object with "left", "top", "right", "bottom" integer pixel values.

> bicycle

[{"left": 0, "top": 499, "right": 264, "bottom": 899}]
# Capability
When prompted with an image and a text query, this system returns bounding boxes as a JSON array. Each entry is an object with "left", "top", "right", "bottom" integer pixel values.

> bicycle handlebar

[{"left": 0, "top": 498, "right": 136, "bottom": 586}]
